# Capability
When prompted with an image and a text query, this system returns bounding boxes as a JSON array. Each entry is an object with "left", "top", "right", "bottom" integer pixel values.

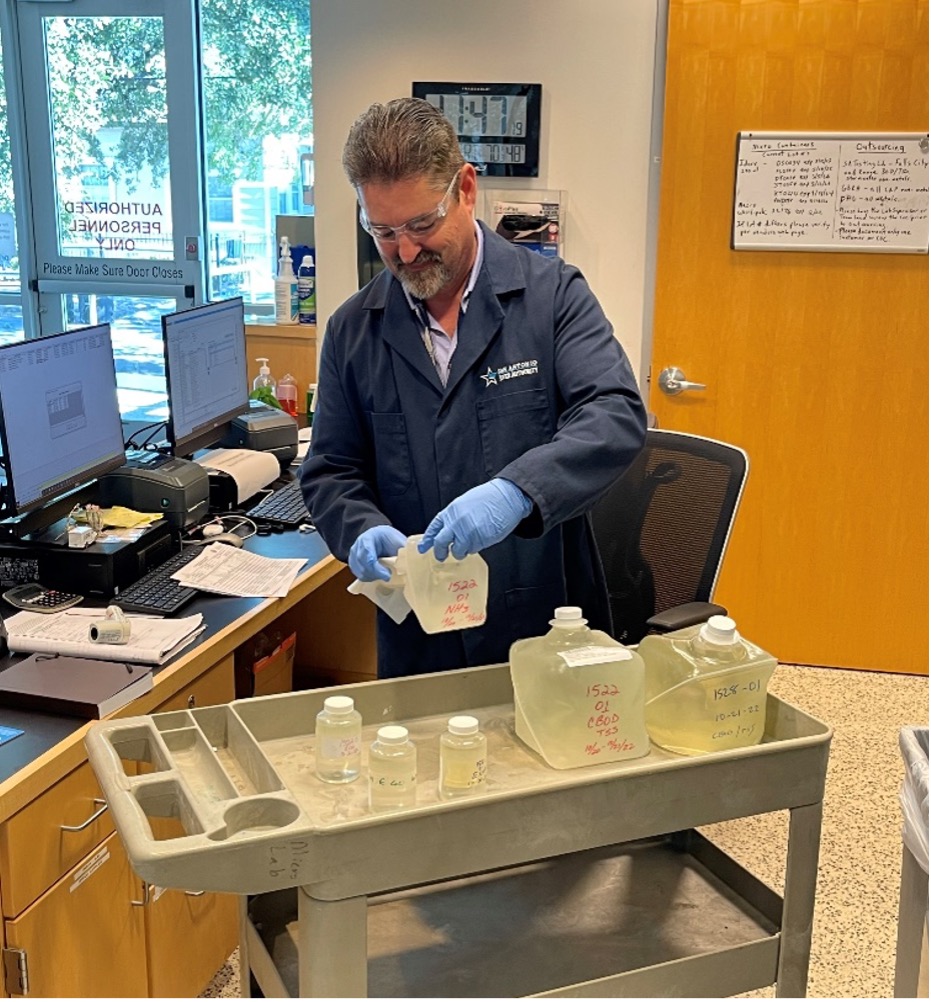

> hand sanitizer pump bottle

[
  {"left": 253, "top": 358, "right": 276, "bottom": 395},
  {"left": 274, "top": 237, "right": 298, "bottom": 324}
]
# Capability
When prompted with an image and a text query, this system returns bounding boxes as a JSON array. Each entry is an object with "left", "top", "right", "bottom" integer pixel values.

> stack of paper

[
  {"left": 171, "top": 543, "right": 306, "bottom": 598},
  {"left": 4, "top": 610, "right": 205, "bottom": 665}
]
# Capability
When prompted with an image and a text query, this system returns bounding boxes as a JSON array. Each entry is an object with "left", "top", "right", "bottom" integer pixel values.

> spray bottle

[{"left": 275, "top": 236, "right": 298, "bottom": 324}]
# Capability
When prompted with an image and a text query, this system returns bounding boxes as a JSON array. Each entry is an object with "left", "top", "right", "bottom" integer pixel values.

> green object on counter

[{"left": 249, "top": 387, "right": 282, "bottom": 409}]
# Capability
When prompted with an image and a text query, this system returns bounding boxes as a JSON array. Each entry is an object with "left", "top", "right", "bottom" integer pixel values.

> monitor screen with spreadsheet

[
  {"left": 0, "top": 324, "right": 126, "bottom": 527},
  {"left": 162, "top": 297, "right": 249, "bottom": 458}
]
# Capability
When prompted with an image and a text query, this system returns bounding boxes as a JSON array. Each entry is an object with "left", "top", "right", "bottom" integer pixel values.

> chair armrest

[{"left": 646, "top": 602, "right": 728, "bottom": 633}]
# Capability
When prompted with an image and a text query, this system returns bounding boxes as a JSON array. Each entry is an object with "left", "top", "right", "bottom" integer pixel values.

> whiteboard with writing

[{"left": 733, "top": 132, "right": 929, "bottom": 252}]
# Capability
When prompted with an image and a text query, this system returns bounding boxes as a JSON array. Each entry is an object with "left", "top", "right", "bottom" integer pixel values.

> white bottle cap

[
  {"left": 377, "top": 724, "right": 409, "bottom": 743},
  {"left": 301, "top": 254, "right": 314, "bottom": 267},
  {"left": 256, "top": 357, "right": 270, "bottom": 374},
  {"left": 699, "top": 614, "right": 739, "bottom": 645},
  {"left": 550, "top": 606, "right": 587, "bottom": 628},
  {"left": 448, "top": 715, "right": 479, "bottom": 736},
  {"left": 323, "top": 695, "right": 354, "bottom": 714}
]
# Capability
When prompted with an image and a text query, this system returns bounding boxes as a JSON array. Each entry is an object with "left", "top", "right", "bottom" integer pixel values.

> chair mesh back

[{"left": 591, "top": 430, "right": 746, "bottom": 644}]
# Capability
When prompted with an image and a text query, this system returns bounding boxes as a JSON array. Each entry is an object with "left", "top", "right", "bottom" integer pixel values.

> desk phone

[{"left": 2, "top": 583, "right": 83, "bottom": 612}]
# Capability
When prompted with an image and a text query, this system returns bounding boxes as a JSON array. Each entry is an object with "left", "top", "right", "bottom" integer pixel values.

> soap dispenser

[{"left": 253, "top": 357, "right": 276, "bottom": 394}]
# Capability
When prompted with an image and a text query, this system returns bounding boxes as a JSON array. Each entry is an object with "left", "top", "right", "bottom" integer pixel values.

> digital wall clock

[{"left": 412, "top": 82, "right": 542, "bottom": 177}]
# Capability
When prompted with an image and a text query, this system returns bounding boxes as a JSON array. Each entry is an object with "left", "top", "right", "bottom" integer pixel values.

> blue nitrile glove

[
  {"left": 348, "top": 525, "right": 407, "bottom": 582},
  {"left": 419, "top": 478, "right": 533, "bottom": 561}
]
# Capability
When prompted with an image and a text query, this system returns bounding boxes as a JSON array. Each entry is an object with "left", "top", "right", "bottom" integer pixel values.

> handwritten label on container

[
  {"left": 554, "top": 646, "right": 639, "bottom": 759},
  {"left": 439, "top": 577, "right": 486, "bottom": 630}
]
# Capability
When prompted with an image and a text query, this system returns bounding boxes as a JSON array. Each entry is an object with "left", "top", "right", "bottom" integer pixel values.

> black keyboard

[
  {"left": 245, "top": 480, "right": 312, "bottom": 528},
  {"left": 114, "top": 546, "right": 203, "bottom": 616}
]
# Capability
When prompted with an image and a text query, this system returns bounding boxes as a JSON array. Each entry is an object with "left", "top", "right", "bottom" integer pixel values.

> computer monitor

[
  {"left": 162, "top": 297, "right": 249, "bottom": 459},
  {"left": 0, "top": 324, "right": 127, "bottom": 536}
]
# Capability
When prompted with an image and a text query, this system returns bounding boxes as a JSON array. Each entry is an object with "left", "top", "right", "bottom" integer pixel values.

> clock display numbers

[{"left": 425, "top": 93, "right": 529, "bottom": 140}]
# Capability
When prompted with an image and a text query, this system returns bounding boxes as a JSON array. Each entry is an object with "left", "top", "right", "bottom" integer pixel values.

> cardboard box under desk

[{"left": 235, "top": 631, "right": 295, "bottom": 698}]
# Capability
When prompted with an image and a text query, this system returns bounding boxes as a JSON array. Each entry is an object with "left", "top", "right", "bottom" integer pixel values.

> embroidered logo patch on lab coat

[{"left": 480, "top": 359, "right": 539, "bottom": 388}]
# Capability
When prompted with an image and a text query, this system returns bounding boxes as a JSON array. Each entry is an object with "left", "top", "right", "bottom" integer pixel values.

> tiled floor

[{"left": 200, "top": 664, "right": 928, "bottom": 999}]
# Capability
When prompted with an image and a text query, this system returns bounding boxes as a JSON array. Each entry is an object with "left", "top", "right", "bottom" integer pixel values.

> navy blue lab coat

[{"left": 300, "top": 222, "right": 646, "bottom": 678}]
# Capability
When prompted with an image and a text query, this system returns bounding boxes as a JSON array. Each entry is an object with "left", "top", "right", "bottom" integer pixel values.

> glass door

[{"left": 16, "top": 0, "right": 203, "bottom": 422}]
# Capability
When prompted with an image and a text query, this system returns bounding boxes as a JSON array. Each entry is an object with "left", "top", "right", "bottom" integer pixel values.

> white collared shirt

[{"left": 403, "top": 221, "right": 484, "bottom": 386}]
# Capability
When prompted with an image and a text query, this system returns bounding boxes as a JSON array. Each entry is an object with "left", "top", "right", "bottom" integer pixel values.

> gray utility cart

[{"left": 86, "top": 663, "right": 832, "bottom": 998}]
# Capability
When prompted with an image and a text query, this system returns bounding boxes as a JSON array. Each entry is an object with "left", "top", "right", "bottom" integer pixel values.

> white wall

[{"left": 312, "top": 0, "right": 659, "bottom": 382}]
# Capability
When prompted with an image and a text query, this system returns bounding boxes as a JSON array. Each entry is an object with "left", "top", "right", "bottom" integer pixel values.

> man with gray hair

[{"left": 301, "top": 97, "right": 646, "bottom": 678}]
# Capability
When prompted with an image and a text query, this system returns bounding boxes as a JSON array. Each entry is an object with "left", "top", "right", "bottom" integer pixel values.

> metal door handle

[{"left": 658, "top": 366, "right": 707, "bottom": 396}]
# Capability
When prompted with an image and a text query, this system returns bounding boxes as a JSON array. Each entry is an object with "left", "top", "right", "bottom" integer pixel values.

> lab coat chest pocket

[
  {"left": 476, "top": 387, "right": 552, "bottom": 479},
  {"left": 370, "top": 412, "right": 413, "bottom": 496}
]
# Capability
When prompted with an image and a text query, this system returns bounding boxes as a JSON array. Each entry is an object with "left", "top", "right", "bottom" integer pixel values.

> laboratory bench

[{"left": 0, "top": 527, "right": 374, "bottom": 998}]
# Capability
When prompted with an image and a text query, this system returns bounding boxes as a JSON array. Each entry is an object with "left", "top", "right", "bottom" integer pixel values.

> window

[
  {"left": 201, "top": 0, "right": 313, "bottom": 311},
  {"left": 2, "top": 0, "right": 312, "bottom": 418}
]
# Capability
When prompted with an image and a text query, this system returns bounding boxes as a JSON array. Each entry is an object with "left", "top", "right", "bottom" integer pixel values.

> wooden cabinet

[
  {"left": 244, "top": 323, "right": 316, "bottom": 399},
  {"left": 144, "top": 882, "right": 237, "bottom": 997},
  {"left": 0, "top": 656, "right": 236, "bottom": 998},
  {"left": 3, "top": 833, "right": 147, "bottom": 998},
  {"left": 0, "top": 760, "right": 114, "bottom": 920},
  {"left": 154, "top": 655, "right": 235, "bottom": 713}
]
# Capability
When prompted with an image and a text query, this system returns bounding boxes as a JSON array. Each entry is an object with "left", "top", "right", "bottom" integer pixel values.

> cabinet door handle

[
  {"left": 131, "top": 882, "right": 151, "bottom": 907},
  {"left": 185, "top": 890, "right": 206, "bottom": 897},
  {"left": 60, "top": 798, "right": 108, "bottom": 832}
]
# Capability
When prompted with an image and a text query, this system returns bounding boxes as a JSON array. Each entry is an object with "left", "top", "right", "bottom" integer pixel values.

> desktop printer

[
  {"left": 97, "top": 453, "right": 210, "bottom": 529},
  {"left": 0, "top": 518, "right": 175, "bottom": 598},
  {"left": 221, "top": 403, "right": 298, "bottom": 465}
]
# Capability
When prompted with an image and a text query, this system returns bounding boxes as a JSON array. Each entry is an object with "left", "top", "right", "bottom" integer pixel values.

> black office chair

[{"left": 591, "top": 428, "right": 748, "bottom": 645}]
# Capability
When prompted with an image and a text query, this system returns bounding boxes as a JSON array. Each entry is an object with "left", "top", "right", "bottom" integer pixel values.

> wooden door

[{"left": 651, "top": 0, "right": 928, "bottom": 673}]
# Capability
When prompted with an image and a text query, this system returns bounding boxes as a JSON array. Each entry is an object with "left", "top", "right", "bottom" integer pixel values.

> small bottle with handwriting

[
  {"left": 438, "top": 715, "right": 487, "bottom": 799},
  {"left": 314, "top": 695, "right": 362, "bottom": 783},
  {"left": 368, "top": 724, "right": 417, "bottom": 810}
]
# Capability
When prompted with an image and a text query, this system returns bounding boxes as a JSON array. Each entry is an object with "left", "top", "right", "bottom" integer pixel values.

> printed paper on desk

[
  {"left": 4, "top": 610, "right": 205, "bottom": 665},
  {"left": 195, "top": 448, "right": 279, "bottom": 503},
  {"left": 171, "top": 543, "right": 306, "bottom": 598}
]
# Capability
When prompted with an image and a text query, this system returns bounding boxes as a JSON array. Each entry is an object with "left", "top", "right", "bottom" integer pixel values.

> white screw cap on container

[
  {"left": 323, "top": 695, "right": 355, "bottom": 714},
  {"left": 550, "top": 606, "right": 588, "bottom": 628},
  {"left": 377, "top": 725, "right": 409, "bottom": 743},
  {"left": 699, "top": 615, "right": 739, "bottom": 645},
  {"left": 447, "top": 715, "right": 479, "bottom": 735}
]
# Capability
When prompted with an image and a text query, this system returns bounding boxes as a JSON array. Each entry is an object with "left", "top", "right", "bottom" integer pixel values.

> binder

[{"left": 0, "top": 654, "right": 153, "bottom": 719}]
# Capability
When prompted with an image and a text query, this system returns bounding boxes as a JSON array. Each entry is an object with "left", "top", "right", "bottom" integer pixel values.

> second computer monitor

[{"left": 162, "top": 297, "right": 249, "bottom": 458}]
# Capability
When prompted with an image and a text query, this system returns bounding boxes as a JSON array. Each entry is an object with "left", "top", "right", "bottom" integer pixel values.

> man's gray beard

[{"left": 397, "top": 259, "right": 450, "bottom": 300}]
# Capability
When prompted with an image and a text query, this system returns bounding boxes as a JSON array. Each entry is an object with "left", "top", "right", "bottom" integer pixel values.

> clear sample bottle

[
  {"left": 438, "top": 715, "right": 487, "bottom": 799},
  {"left": 639, "top": 615, "right": 776, "bottom": 756},
  {"left": 400, "top": 534, "right": 489, "bottom": 634},
  {"left": 253, "top": 357, "right": 276, "bottom": 394},
  {"left": 314, "top": 695, "right": 362, "bottom": 783},
  {"left": 368, "top": 724, "right": 417, "bottom": 810},
  {"left": 276, "top": 372, "right": 299, "bottom": 416},
  {"left": 509, "top": 606, "right": 649, "bottom": 769},
  {"left": 274, "top": 236, "right": 298, "bottom": 324},
  {"left": 297, "top": 253, "right": 316, "bottom": 325}
]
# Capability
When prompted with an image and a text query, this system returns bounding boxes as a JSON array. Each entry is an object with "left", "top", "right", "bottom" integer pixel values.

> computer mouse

[{"left": 207, "top": 532, "right": 244, "bottom": 548}]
